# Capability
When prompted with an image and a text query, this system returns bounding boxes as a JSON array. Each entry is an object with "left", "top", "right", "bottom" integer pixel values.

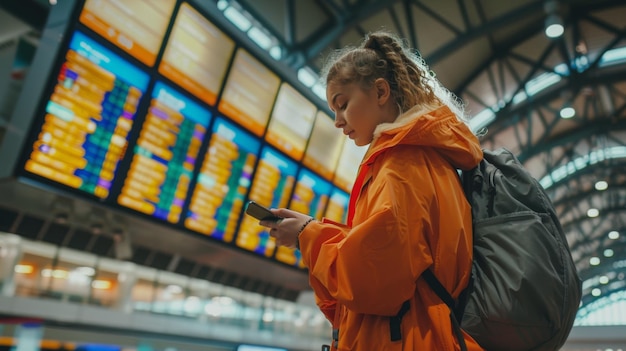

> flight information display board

[
  {"left": 236, "top": 147, "right": 297, "bottom": 257},
  {"left": 324, "top": 188, "right": 350, "bottom": 224},
  {"left": 159, "top": 2, "right": 235, "bottom": 106},
  {"left": 302, "top": 111, "right": 343, "bottom": 180},
  {"left": 290, "top": 168, "right": 331, "bottom": 220},
  {"left": 23, "top": 31, "right": 149, "bottom": 199},
  {"left": 265, "top": 83, "right": 316, "bottom": 160},
  {"left": 117, "top": 81, "right": 211, "bottom": 223},
  {"left": 275, "top": 168, "right": 332, "bottom": 267},
  {"left": 333, "top": 138, "right": 368, "bottom": 192},
  {"left": 185, "top": 117, "right": 261, "bottom": 242},
  {"left": 15, "top": 0, "right": 370, "bottom": 271},
  {"left": 79, "top": 0, "right": 176, "bottom": 67},
  {"left": 218, "top": 49, "right": 281, "bottom": 136}
]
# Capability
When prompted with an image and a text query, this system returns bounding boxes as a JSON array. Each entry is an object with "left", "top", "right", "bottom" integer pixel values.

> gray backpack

[
  {"left": 428, "top": 148, "right": 582, "bottom": 350},
  {"left": 396, "top": 148, "right": 581, "bottom": 351}
]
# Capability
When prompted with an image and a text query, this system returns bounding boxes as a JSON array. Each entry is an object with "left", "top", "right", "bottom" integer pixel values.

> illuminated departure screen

[
  {"left": 185, "top": 117, "right": 261, "bottom": 242},
  {"left": 265, "top": 83, "right": 316, "bottom": 160},
  {"left": 79, "top": 0, "right": 176, "bottom": 67},
  {"left": 324, "top": 188, "right": 350, "bottom": 224},
  {"left": 334, "top": 138, "right": 368, "bottom": 192},
  {"left": 118, "top": 81, "right": 211, "bottom": 223},
  {"left": 236, "top": 147, "right": 297, "bottom": 257},
  {"left": 218, "top": 49, "right": 281, "bottom": 136},
  {"left": 159, "top": 2, "right": 235, "bottom": 106},
  {"left": 291, "top": 168, "right": 331, "bottom": 219},
  {"left": 302, "top": 111, "right": 343, "bottom": 180},
  {"left": 275, "top": 168, "right": 332, "bottom": 268},
  {"left": 24, "top": 31, "right": 148, "bottom": 199}
]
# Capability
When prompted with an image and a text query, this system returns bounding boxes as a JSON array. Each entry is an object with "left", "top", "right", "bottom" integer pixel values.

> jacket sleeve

[
  {"left": 301, "top": 220, "right": 348, "bottom": 323},
  {"left": 299, "top": 150, "right": 437, "bottom": 316}
]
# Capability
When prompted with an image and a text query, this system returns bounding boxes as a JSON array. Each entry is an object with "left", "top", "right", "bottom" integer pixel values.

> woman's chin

[{"left": 353, "top": 139, "right": 371, "bottom": 147}]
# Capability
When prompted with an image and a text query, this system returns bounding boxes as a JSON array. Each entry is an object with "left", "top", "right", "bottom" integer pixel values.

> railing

[{"left": 0, "top": 232, "right": 330, "bottom": 345}]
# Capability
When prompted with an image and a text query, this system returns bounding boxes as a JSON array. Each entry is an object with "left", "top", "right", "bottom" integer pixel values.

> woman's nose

[{"left": 334, "top": 114, "right": 345, "bottom": 128}]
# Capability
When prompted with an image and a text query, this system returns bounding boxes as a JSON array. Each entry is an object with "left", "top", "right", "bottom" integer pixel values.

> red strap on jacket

[{"left": 347, "top": 163, "right": 370, "bottom": 227}]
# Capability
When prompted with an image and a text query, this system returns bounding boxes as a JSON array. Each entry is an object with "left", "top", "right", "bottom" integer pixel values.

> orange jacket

[{"left": 299, "top": 105, "right": 485, "bottom": 350}]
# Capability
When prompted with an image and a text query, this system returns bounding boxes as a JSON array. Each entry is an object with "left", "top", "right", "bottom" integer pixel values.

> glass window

[
  {"left": 152, "top": 271, "right": 188, "bottom": 315},
  {"left": 131, "top": 266, "right": 158, "bottom": 312},
  {"left": 13, "top": 241, "right": 56, "bottom": 298}
]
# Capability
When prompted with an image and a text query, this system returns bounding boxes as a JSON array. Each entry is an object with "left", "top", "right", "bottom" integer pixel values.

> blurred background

[{"left": 0, "top": 0, "right": 625, "bottom": 350}]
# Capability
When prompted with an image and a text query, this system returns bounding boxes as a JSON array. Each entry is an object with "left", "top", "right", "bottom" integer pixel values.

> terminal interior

[{"left": 0, "top": 0, "right": 625, "bottom": 350}]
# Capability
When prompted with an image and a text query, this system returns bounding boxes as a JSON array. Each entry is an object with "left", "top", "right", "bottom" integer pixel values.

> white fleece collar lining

[{"left": 372, "top": 103, "right": 441, "bottom": 140}]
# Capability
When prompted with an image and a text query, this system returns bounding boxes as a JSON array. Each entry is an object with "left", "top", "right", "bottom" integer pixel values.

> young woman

[{"left": 261, "top": 31, "right": 485, "bottom": 351}]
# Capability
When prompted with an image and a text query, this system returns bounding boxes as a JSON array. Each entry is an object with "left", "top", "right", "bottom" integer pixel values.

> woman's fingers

[{"left": 258, "top": 209, "right": 311, "bottom": 248}]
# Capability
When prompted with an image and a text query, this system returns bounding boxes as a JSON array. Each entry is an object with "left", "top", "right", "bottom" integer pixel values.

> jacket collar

[{"left": 361, "top": 103, "right": 483, "bottom": 171}]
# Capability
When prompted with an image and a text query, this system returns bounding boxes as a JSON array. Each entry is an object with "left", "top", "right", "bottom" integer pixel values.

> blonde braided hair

[{"left": 321, "top": 30, "right": 467, "bottom": 121}]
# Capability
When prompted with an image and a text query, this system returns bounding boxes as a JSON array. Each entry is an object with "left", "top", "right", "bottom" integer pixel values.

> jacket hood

[{"left": 364, "top": 104, "right": 483, "bottom": 170}]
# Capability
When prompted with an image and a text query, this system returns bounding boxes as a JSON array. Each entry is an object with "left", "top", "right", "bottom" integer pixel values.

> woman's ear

[{"left": 374, "top": 78, "right": 391, "bottom": 105}]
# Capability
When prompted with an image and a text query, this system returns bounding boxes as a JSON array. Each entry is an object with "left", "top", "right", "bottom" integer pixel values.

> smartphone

[{"left": 245, "top": 201, "right": 283, "bottom": 222}]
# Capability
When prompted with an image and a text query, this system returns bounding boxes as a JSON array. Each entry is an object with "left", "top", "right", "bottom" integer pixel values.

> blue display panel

[
  {"left": 117, "top": 81, "right": 212, "bottom": 223},
  {"left": 184, "top": 117, "right": 261, "bottom": 242},
  {"left": 324, "top": 188, "right": 350, "bottom": 224},
  {"left": 290, "top": 168, "right": 332, "bottom": 219},
  {"left": 275, "top": 168, "right": 332, "bottom": 267},
  {"left": 23, "top": 31, "right": 149, "bottom": 198},
  {"left": 236, "top": 147, "right": 297, "bottom": 257}
]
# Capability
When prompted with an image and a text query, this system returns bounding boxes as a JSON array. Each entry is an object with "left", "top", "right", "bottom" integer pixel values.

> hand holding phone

[{"left": 245, "top": 201, "right": 283, "bottom": 222}]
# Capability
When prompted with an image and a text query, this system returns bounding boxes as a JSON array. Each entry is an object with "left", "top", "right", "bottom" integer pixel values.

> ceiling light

[
  {"left": 591, "top": 288, "right": 601, "bottom": 296},
  {"left": 525, "top": 72, "right": 562, "bottom": 96},
  {"left": 590, "top": 257, "right": 600, "bottom": 266},
  {"left": 297, "top": 67, "right": 317, "bottom": 88},
  {"left": 217, "top": 0, "right": 229, "bottom": 10},
  {"left": 560, "top": 106, "right": 575, "bottom": 118},
  {"left": 248, "top": 27, "right": 272, "bottom": 50},
  {"left": 587, "top": 208, "right": 599, "bottom": 217},
  {"left": 269, "top": 46, "right": 282, "bottom": 60},
  {"left": 545, "top": 14, "right": 564, "bottom": 38},
  {"left": 468, "top": 108, "right": 496, "bottom": 132},
  {"left": 600, "top": 46, "right": 626, "bottom": 67},
  {"left": 312, "top": 83, "right": 327, "bottom": 101},
  {"left": 540, "top": 146, "right": 626, "bottom": 189},
  {"left": 604, "top": 249, "right": 614, "bottom": 257},
  {"left": 608, "top": 231, "right": 620, "bottom": 240},
  {"left": 599, "top": 276, "right": 609, "bottom": 284},
  {"left": 223, "top": 7, "right": 251, "bottom": 32},
  {"left": 595, "top": 180, "right": 608, "bottom": 191}
]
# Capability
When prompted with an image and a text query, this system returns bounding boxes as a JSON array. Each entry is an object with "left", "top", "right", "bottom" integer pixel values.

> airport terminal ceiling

[{"left": 1, "top": 0, "right": 625, "bottom": 310}]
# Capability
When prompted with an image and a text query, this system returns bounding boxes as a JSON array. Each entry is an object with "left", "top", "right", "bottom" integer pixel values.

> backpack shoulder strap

[
  {"left": 422, "top": 269, "right": 455, "bottom": 309},
  {"left": 389, "top": 300, "right": 410, "bottom": 341},
  {"left": 422, "top": 269, "right": 468, "bottom": 351}
]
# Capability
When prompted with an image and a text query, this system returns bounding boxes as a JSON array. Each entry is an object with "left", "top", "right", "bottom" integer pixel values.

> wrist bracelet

[
  {"left": 299, "top": 217, "right": 315, "bottom": 234},
  {"left": 296, "top": 217, "right": 315, "bottom": 250}
]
